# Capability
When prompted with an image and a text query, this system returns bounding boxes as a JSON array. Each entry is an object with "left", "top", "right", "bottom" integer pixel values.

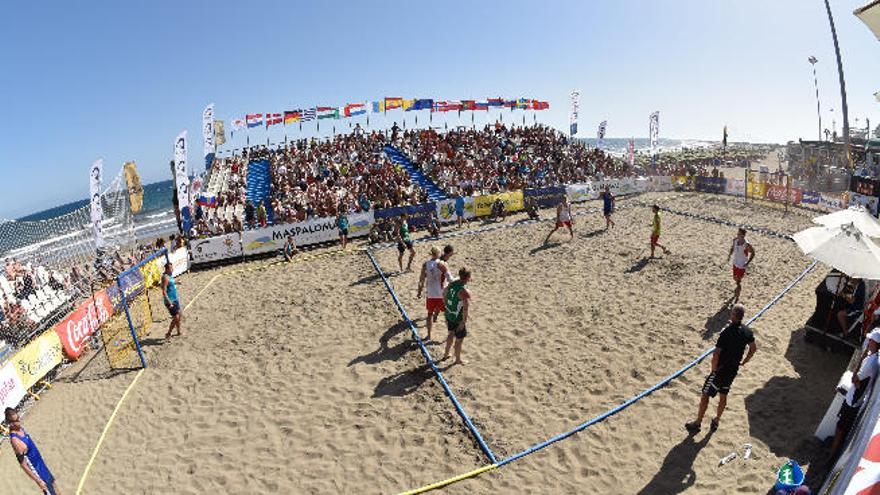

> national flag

[
  {"left": 461, "top": 100, "right": 476, "bottom": 111},
  {"left": 284, "top": 110, "right": 302, "bottom": 124},
  {"left": 384, "top": 97, "right": 403, "bottom": 110},
  {"left": 344, "top": 103, "right": 366, "bottom": 117},
  {"left": 317, "top": 107, "right": 339, "bottom": 119},
  {"left": 372, "top": 100, "right": 385, "bottom": 113},
  {"left": 231, "top": 118, "right": 245, "bottom": 131},
  {"left": 303, "top": 108, "right": 317, "bottom": 121},
  {"left": 246, "top": 113, "right": 264, "bottom": 128},
  {"left": 447, "top": 100, "right": 462, "bottom": 112},
  {"left": 411, "top": 99, "right": 433, "bottom": 111},
  {"left": 266, "top": 113, "right": 282, "bottom": 127},
  {"left": 532, "top": 100, "right": 550, "bottom": 110},
  {"left": 432, "top": 101, "right": 449, "bottom": 112},
  {"left": 474, "top": 101, "right": 489, "bottom": 111},
  {"left": 402, "top": 99, "right": 415, "bottom": 111},
  {"left": 516, "top": 98, "right": 532, "bottom": 110},
  {"left": 487, "top": 98, "right": 504, "bottom": 107},
  {"left": 503, "top": 99, "right": 516, "bottom": 109}
]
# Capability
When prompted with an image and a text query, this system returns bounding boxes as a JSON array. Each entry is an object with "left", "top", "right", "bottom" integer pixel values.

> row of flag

[{"left": 230, "top": 97, "right": 550, "bottom": 131}]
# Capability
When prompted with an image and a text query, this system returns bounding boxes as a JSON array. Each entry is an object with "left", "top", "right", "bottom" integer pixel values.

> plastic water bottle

[
  {"left": 744, "top": 443, "right": 753, "bottom": 460},
  {"left": 719, "top": 452, "right": 738, "bottom": 466}
]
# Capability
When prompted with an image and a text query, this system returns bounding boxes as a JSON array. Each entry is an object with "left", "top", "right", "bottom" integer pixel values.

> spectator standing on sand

[
  {"left": 336, "top": 208, "right": 349, "bottom": 249},
  {"left": 5, "top": 407, "right": 61, "bottom": 495},
  {"left": 443, "top": 266, "right": 472, "bottom": 365},
  {"left": 728, "top": 228, "right": 755, "bottom": 304},
  {"left": 650, "top": 205, "right": 670, "bottom": 258},
  {"left": 602, "top": 185, "right": 615, "bottom": 229},
  {"left": 686, "top": 304, "right": 756, "bottom": 433},
  {"left": 455, "top": 191, "right": 468, "bottom": 229}
]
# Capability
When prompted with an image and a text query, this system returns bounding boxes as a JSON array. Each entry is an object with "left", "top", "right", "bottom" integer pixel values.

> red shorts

[
  {"left": 733, "top": 266, "right": 746, "bottom": 281},
  {"left": 556, "top": 220, "right": 571, "bottom": 228},
  {"left": 426, "top": 298, "right": 445, "bottom": 313},
  {"left": 650, "top": 234, "right": 660, "bottom": 246}
]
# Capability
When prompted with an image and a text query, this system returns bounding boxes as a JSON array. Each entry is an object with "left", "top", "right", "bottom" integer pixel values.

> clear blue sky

[{"left": 1, "top": 0, "right": 878, "bottom": 219}]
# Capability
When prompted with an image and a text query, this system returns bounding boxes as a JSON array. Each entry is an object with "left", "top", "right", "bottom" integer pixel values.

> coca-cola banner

[
  {"left": 53, "top": 289, "right": 113, "bottom": 360},
  {"left": 765, "top": 185, "right": 803, "bottom": 205},
  {"left": 0, "top": 360, "right": 27, "bottom": 410}
]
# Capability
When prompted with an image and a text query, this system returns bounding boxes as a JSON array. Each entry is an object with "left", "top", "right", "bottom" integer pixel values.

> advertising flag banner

[
  {"left": 203, "top": 103, "right": 215, "bottom": 170},
  {"left": 214, "top": 119, "right": 226, "bottom": 146},
  {"left": 597, "top": 120, "right": 607, "bottom": 149},
  {"left": 174, "top": 131, "right": 192, "bottom": 233},
  {"left": 649, "top": 111, "right": 660, "bottom": 151},
  {"left": 124, "top": 161, "right": 144, "bottom": 214},
  {"left": 0, "top": 360, "right": 26, "bottom": 411},
  {"left": 89, "top": 159, "right": 104, "bottom": 248},
  {"left": 569, "top": 90, "right": 580, "bottom": 136},
  {"left": 628, "top": 138, "right": 635, "bottom": 167}
]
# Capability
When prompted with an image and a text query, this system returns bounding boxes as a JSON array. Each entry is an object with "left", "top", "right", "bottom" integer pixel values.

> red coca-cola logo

[{"left": 54, "top": 290, "right": 113, "bottom": 359}]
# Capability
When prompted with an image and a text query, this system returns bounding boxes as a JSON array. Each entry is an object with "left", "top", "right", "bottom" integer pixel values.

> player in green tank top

[
  {"left": 443, "top": 266, "right": 472, "bottom": 365},
  {"left": 395, "top": 214, "right": 416, "bottom": 272}
]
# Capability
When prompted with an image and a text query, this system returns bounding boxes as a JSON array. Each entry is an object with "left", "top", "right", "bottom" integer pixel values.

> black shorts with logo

[
  {"left": 701, "top": 369, "right": 737, "bottom": 397},
  {"left": 397, "top": 240, "right": 414, "bottom": 253},
  {"left": 447, "top": 320, "right": 467, "bottom": 339},
  {"left": 837, "top": 402, "right": 861, "bottom": 432}
]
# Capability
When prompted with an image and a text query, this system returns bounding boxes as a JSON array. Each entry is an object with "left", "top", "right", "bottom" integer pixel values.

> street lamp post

[
  {"left": 808, "top": 56, "right": 822, "bottom": 141},
  {"left": 823, "top": 0, "right": 851, "bottom": 167}
]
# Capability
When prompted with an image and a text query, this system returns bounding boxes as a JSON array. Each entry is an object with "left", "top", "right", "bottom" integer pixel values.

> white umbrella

[
  {"left": 794, "top": 224, "right": 880, "bottom": 280},
  {"left": 813, "top": 207, "right": 880, "bottom": 238}
]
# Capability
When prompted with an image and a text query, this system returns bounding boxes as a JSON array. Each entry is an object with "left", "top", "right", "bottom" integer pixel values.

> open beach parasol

[
  {"left": 794, "top": 223, "right": 880, "bottom": 279},
  {"left": 812, "top": 207, "right": 880, "bottom": 237}
]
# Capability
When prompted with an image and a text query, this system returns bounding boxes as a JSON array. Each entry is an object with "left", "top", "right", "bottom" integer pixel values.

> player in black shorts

[{"left": 685, "top": 304, "right": 756, "bottom": 433}]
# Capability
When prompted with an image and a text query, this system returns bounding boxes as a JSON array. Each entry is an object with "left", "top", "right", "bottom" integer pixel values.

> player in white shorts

[{"left": 417, "top": 246, "right": 450, "bottom": 341}]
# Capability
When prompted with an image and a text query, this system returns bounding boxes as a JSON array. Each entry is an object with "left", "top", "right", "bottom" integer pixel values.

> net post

[{"left": 116, "top": 276, "right": 148, "bottom": 369}]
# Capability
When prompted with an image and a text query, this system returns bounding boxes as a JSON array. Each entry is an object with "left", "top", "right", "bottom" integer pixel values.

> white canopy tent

[{"left": 856, "top": 0, "right": 880, "bottom": 41}]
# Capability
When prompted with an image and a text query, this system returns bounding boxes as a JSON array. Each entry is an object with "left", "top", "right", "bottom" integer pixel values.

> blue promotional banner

[
  {"left": 695, "top": 176, "right": 726, "bottom": 194},
  {"left": 374, "top": 202, "right": 436, "bottom": 228},
  {"left": 106, "top": 268, "right": 146, "bottom": 312},
  {"left": 801, "top": 190, "right": 821, "bottom": 205},
  {"left": 524, "top": 186, "right": 567, "bottom": 208}
]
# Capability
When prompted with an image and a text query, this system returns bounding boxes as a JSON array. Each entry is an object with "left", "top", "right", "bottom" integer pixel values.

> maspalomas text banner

[{"left": 12, "top": 330, "right": 63, "bottom": 390}]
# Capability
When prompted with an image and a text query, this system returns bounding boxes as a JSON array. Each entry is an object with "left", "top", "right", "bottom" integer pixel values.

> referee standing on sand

[{"left": 685, "top": 303, "right": 756, "bottom": 433}]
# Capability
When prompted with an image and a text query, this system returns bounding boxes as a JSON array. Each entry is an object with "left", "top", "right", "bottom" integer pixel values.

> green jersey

[
  {"left": 444, "top": 280, "right": 467, "bottom": 325},
  {"left": 652, "top": 212, "right": 661, "bottom": 236},
  {"left": 399, "top": 221, "right": 411, "bottom": 242}
]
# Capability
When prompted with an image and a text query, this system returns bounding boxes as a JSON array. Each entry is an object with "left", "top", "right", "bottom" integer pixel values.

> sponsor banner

[
  {"left": 567, "top": 182, "right": 600, "bottom": 203},
  {"left": 89, "top": 159, "right": 104, "bottom": 248},
  {"left": 191, "top": 232, "right": 243, "bottom": 264},
  {"left": 819, "top": 192, "right": 847, "bottom": 211},
  {"left": 53, "top": 289, "right": 113, "bottom": 360},
  {"left": 11, "top": 331, "right": 63, "bottom": 390},
  {"left": 724, "top": 178, "right": 746, "bottom": 197},
  {"left": 671, "top": 176, "right": 695, "bottom": 191},
  {"left": 474, "top": 190, "right": 524, "bottom": 216},
  {"left": 242, "top": 211, "right": 374, "bottom": 256},
  {"left": 851, "top": 176, "right": 880, "bottom": 197},
  {"left": 801, "top": 190, "right": 821, "bottom": 205},
  {"left": 850, "top": 192, "right": 880, "bottom": 215},
  {"left": 695, "top": 176, "right": 726, "bottom": 194},
  {"left": 0, "top": 360, "right": 27, "bottom": 411},
  {"left": 747, "top": 180, "right": 766, "bottom": 199},
  {"left": 170, "top": 247, "right": 189, "bottom": 277},
  {"left": 436, "top": 197, "right": 476, "bottom": 223},
  {"left": 375, "top": 203, "right": 434, "bottom": 228},
  {"left": 140, "top": 257, "right": 163, "bottom": 289},
  {"left": 524, "top": 186, "right": 567, "bottom": 208},
  {"left": 614, "top": 178, "right": 637, "bottom": 195},
  {"left": 765, "top": 185, "right": 803, "bottom": 205},
  {"left": 649, "top": 176, "right": 673, "bottom": 192},
  {"left": 106, "top": 267, "right": 146, "bottom": 312},
  {"left": 633, "top": 177, "right": 650, "bottom": 193}
]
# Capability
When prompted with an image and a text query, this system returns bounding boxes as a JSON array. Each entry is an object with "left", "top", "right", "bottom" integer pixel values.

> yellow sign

[
  {"left": 124, "top": 162, "right": 144, "bottom": 214},
  {"left": 140, "top": 258, "right": 163, "bottom": 289},
  {"left": 12, "top": 331, "right": 63, "bottom": 390},
  {"left": 474, "top": 190, "right": 524, "bottom": 217},
  {"left": 747, "top": 179, "right": 766, "bottom": 199}
]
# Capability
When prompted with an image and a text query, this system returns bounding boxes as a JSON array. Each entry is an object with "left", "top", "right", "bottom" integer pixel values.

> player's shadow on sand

[
  {"left": 626, "top": 257, "right": 652, "bottom": 273},
  {"left": 349, "top": 321, "right": 417, "bottom": 367},
  {"left": 350, "top": 271, "right": 385, "bottom": 286},
  {"left": 636, "top": 430, "right": 714, "bottom": 495},
  {"left": 530, "top": 242, "right": 562, "bottom": 255},
  {"left": 700, "top": 300, "right": 734, "bottom": 341},
  {"left": 373, "top": 363, "right": 439, "bottom": 397},
  {"left": 743, "top": 327, "right": 848, "bottom": 490},
  {"left": 581, "top": 228, "right": 606, "bottom": 239}
]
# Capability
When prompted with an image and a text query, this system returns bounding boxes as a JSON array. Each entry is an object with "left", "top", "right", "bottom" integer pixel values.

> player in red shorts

[
  {"left": 650, "top": 204, "right": 670, "bottom": 258},
  {"left": 417, "top": 246, "right": 449, "bottom": 341},
  {"left": 727, "top": 228, "right": 755, "bottom": 304},
  {"left": 544, "top": 196, "right": 574, "bottom": 244}
]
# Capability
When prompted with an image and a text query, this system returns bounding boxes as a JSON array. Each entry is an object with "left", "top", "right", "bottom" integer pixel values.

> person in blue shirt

[
  {"left": 454, "top": 191, "right": 468, "bottom": 229},
  {"left": 602, "top": 185, "right": 616, "bottom": 229},
  {"left": 162, "top": 262, "right": 182, "bottom": 340},
  {"left": 6, "top": 407, "right": 59, "bottom": 494},
  {"left": 336, "top": 208, "right": 350, "bottom": 250}
]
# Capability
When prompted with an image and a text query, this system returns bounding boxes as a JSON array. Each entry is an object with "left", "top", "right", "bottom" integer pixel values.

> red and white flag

[{"left": 265, "top": 113, "right": 282, "bottom": 127}]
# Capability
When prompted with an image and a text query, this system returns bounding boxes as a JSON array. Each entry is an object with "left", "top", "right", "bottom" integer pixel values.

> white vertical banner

[
  {"left": 203, "top": 103, "right": 215, "bottom": 171},
  {"left": 649, "top": 111, "right": 660, "bottom": 152},
  {"left": 628, "top": 138, "right": 635, "bottom": 167},
  {"left": 569, "top": 90, "right": 580, "bottom": 136},
  {"left": 597, "top": 120, "right": 607, "bottom": 149},
  {"left": 89, "top": 159, "right": 104, "bottom": 248},
  {"left": 174, "top": 131, "right": 192, "bottom": 233}
]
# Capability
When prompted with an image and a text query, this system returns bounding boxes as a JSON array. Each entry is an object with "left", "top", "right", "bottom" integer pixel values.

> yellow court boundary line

[
  {"left": 75, "top": 368, "right": 144, "bottom": 495},
  {"left": 397, "top": 464, "right": 498, "bottom": 495}
]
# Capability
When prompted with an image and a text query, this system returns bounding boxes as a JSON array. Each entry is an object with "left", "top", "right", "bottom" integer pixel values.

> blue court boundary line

[
  {"left": 365, "top": 249, "right": 498, "bottom": 464},
  {"left": 496, "top": 259, "right": 818, "bottom": 466}
]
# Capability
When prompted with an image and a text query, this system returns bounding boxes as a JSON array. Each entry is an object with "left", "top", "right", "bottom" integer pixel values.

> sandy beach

[{"left": 0, "top": 192, "right": 850, "bottom": 494}]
